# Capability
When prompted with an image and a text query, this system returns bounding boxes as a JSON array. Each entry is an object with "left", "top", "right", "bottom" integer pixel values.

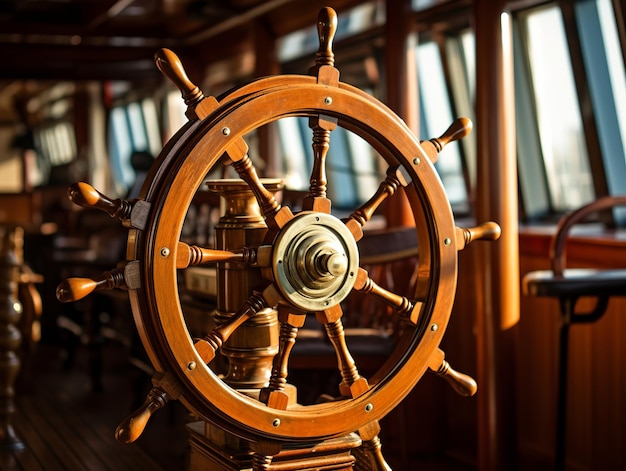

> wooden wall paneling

[
  {"left": 518, "top": 233, "right": 626, "bottom": 469},
  {"left": 517, "top": 249, "right": 555, "bottom": 467},
  {"left": 590, "top": 299, "right": 625, "bottom": 470},
  {"left": 442, "top": 248, "right": 480, "bottom": 464},
  {"left": 567, "top": 317, "right": 594, "bottom": 468}
]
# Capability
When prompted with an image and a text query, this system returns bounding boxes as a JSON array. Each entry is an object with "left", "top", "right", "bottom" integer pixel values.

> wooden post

[
  {"left": 254, "top": 18, "right": 281, "bottom": 177},
  {"left": 384, "top": 0, "right": 417, "bottom": 227},
  {"left": 473, "top": 1, "right": 520, "bottom": 469},
  {"left": 0, "top": 226, "right": 25, "bottom": 450}
]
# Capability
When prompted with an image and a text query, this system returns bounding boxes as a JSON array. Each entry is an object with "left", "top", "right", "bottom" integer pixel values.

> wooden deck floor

[
  {"left": 3, "top": 335, "right": 476, "bottom": 471},
  {"left": 3, "top": 340, "right": 191, "bottom": 471},
  {"left": 5, "top": 396, "right": 167, "bottom": 471}
]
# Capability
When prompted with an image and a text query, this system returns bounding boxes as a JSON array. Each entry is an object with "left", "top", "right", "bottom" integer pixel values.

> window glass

[
  {"left": 108, "top": 107, "right": 133, "bottom": 187},
  {"left": 165, "top": 90, "right": 187, "bottom": 141},
  {"left": 595, "top": 0, "right": 626, "bottom": 156},
  {"left": 46, "top": 129, "right": 61, "bottom": 165},
  {"left": 142, "top": 98, "right": 162, "bottom": 157},
  {"left": 278, "top": 117, "right": 309, "bottom": 190},
  {"left": 277, "top": 1, "right": 384, "bottom": 62},
  {"left": 460, "top": 31, "right": 476, "bottom": 103},
  {"left": 277, "top": 116, "right": 381, "bottom": 211},
  {"left": 43, "top": 124, "right": 75, "bottom": 167},
  {"left": 596, "top": 0, "right": 626, "bottom": 164},
  {"left": 513, "top": 16, "right": 551, "bottom": 219},
  {"left": 412, "top": 0, "right": 438, "bottom": 10},
  {"left": 127, "top": 101, "right": 148, "bottom": 152},
  {"left": 445, "top": 31, "right": 477, "bottom": 192},
  {"left": 326, "top": 128, "right": 357, "bottom": 209},
  {"left": 416, "top": 41, "right": 468, "bottom": 210},
  {"left": 57, "top": 122, "right": 76, "bottom": 164},
  {"left": 345, "top": 131, "right": 380, "bottom": 201},
  {"left": 523, "top": 5, "right": 593, "bottom": 210},
  {"left": 575, "top": 0, "right": 626, "bottom": 197}
]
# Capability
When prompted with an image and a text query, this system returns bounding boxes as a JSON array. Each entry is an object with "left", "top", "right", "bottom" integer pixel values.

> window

[
  {"left": 277, "top": 1, "right": 385, "bottom": 62},
  {"left": 409, "top": 1, "right": 625, "bottom": 223},
  {"left": 519, "top": 5, "right": 594, "bottom": 213},
  {"left": 36, "top": 121, "right": 76, "bottom": 167},
  {"left": 512, "top": 0, "right": 626, "bottom": 221},
  {"left": 108, "top": 98, "right": 161, "bottom": 191},
  {"left": 164, "top": 90, "right": 188, "bottom": 142},
  {"left": 108, "top": 107, "right": 133, "bottom": 188},
  {"left": 277, "top": 117, "right": 381, "bottom": 211},
  {"left": 445, "top": 30, "right": 477, "bottom": 188},
  {"left": 575, "top": 0, "right": 626, "bottom": 196},
  {"left": 416, "top": 40, "right": 469, "bottom": 212}
]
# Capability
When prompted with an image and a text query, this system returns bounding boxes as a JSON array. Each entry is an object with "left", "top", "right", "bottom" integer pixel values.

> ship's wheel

[{"left": 57, "top": 7, "right": 500, "bottom": 470}]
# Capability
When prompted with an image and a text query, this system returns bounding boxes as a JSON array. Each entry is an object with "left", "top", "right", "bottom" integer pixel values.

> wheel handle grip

[
  {"left": 154, "top": 48, "right": 204, "bottom": 107},
  {"left": 56, "top": 268, "right": 125, "bottom": 302},
  {"left": 430, "top": 117, "right": 473, "bottom": 152},
  {"left": 429, "top": 348, "right": 477, "bottom": 397},
  {"left": 420, "top": 117, "right": 473, "bottom": 163},
  {"left": 115, "top": 386, "right": 169, "bottom": 443},
  {"left": 456, "top": 221, "right": 501, "bottom": 250},
  {"left": 67, "top": 182, "right": 132, "bottom": 220}
]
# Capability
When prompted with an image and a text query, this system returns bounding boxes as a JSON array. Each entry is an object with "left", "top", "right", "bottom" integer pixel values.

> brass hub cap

[{"left": 272, "top": 211, "right": 359, "bottom": 311}]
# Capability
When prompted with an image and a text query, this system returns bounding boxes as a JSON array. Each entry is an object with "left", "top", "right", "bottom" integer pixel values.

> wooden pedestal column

[
  {"left": 187, "top": 421, "right": 360, "bottom": 471},
  {"left": 188, "top": 180, "right": 361, "bottom": 470},
  {"left": 0, "top": 226, "right": 25, "bottom": 451}
]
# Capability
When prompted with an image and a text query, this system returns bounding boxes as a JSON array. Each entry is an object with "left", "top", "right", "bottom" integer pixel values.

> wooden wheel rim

[{"left": 133, "top": 81, "right": 458, "bottom": 442}]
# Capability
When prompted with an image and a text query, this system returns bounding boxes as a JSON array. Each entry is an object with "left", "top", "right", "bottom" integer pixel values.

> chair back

[{"left": 550, "top": 196, "right": 626, "bottom": 276}]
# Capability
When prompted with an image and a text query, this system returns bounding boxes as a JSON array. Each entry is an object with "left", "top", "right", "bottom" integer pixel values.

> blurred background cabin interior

[{"left": 0, "top": 0, "right": 625, "bottom": 470}]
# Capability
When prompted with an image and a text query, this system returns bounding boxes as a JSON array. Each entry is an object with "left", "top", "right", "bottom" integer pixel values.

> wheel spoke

[
  {"left": 353, "top": 267, "right": 420, "bottom": 324},
  {"left": 175, "top": 241, "right": 258, "bottom": 268},
  {"left": 344, "top": 166, "right": 411, "bottom": 241},
  {"left": 66, "top": 181, "right": 150, "bottom": 230},
  {"left": 231, "top": 154, "right": 280, "bottom": 216},
  {"left": 302, "top": 123, "right": 335, "bottom": 213},
  {"left": 194, "top": 290, "right": 269, "bottom": 364},
  {"left": 302, "top": 6, "right": 339, "bottom": 213},
  {"left": 316, "top": 305, "right": 369, "bottom": 398},
  {"left": 359, "top": 421, "right": 392, "bottom": 471},
  {"left": 455, "top": 222, "right": 501, "bottom": 250},
  {"left": 259, "top": 306, "right": 307, "bottom": 410},
  {"left": 231, "top": 154, "right": 294, "bottom": 230}
]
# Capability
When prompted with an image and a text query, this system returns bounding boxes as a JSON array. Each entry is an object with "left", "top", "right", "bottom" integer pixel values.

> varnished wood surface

[
  {"left": 437, "top": 226, "right": 626, "bottom": 471},
  {"left": 1, "top": 397, "right": 166, "bottom": 471},
  {"left": 473, "top": 0, "right": 519, "bottom": 468},
  {"left": 523, "top": 268, "right": 626, "bottom": 297},
  {"left": 4, "top": 337, "right": 476, "bottom": 471},
  {"left": 521, "top": 199, "right": 626, "bottom": 470},
  {"left": 517, "top": 229, "right": 626, "bottom": 470},
  {"left": 4, "top": 338, "right": 193, "bottom": 471}
]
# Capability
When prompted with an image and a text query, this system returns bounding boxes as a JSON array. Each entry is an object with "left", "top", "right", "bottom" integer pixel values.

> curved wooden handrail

[{"left": 550, "top": 195, "right": 626, "bottom": 276}]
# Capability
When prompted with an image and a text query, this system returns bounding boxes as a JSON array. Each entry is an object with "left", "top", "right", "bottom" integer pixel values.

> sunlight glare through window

[
  {"left": 597, "top": 0, "right": 626, "bottom": 165},
  {"left": 525, "top": 6, "right": 593, "bottom": 210},
  {"left": 416, "top": 41, "right": 467, "bottom": 207}
]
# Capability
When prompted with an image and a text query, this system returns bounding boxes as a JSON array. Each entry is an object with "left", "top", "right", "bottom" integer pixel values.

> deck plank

[{"left": 0, "top": 396, "right": 167, "bottom": 471}]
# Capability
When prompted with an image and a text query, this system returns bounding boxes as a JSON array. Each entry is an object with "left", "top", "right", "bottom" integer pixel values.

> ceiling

[
  {"left": 0, "top": 0, "right": 289, "bottom": 81},
  {"left": 0, "top": 0, "right": 365, "bottom": 124}
]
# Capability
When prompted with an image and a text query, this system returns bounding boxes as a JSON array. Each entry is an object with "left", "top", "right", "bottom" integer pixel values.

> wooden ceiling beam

[{"left": 0, "top": 44, "right": 162, "bottom": 80}]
